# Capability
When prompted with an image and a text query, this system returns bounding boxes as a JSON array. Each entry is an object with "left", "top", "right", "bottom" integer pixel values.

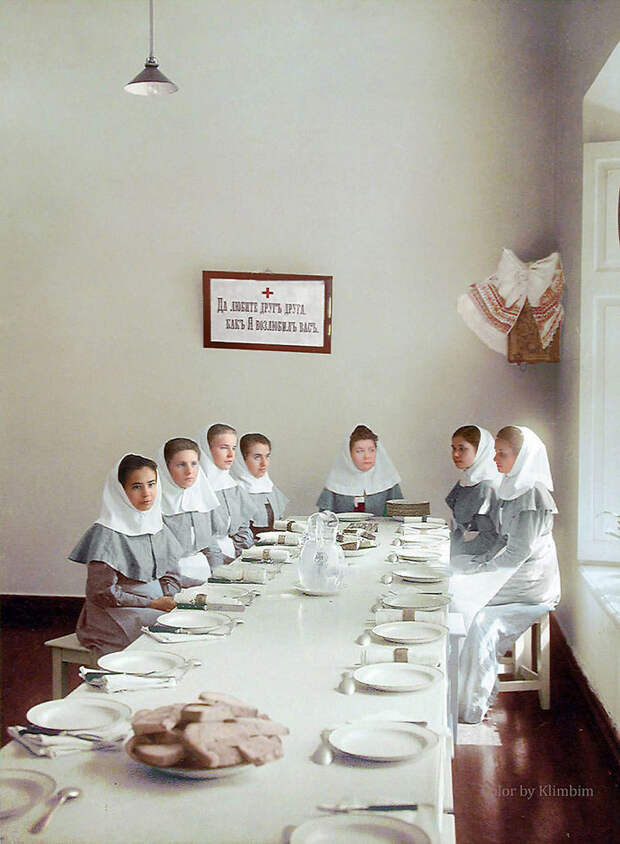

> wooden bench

[{"left": 44, "top": 634, "right": 97, "bottom": 698}]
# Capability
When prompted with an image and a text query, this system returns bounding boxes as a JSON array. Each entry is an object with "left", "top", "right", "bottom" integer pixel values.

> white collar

[
  {"left": 498, "top": 426, "right": 554, "bottom": 500},
  {"left": 156, "top": 445, "right": 220, "bottom": 515},
  {"left": 459, "top": 427, "right": 501, "bottom": 488},
  {"left": 95, "top": 456, "right": 163, "bottom": 536},
  {"left": 230, "top": 437, "right": 274, "bottom": 493},
  {"left": 324, "top": 434, "right": 401, "bottom": 496},
  {"left": 197, "top": 424, "right": 239, "bottom": 491}
]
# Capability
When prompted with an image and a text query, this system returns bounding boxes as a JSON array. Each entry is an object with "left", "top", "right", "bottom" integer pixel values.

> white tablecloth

[{"left": 1, "top": 520, "right": 455, "bottom": 844}]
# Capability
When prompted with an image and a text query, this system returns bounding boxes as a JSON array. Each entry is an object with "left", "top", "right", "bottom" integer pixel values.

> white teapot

[{"left": 298, "top": 511, "right": 346, "bottom": 594}]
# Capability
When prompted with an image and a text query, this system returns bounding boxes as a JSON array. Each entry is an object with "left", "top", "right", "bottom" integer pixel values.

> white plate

[
  {"left": 396, "top": 551, "right": 443, "bottom": 563},
  {"left": 336, "top": 512, "right": 371, "bottom": 521},
  {"left": 383, "top": 592, "right": 451, "bottom": 611},
  {"left": 392, "top": 566, "right": 448, "bottom": 583},
  {"left": 291, "top": 814, "right": 430, "bottom": 843},
  {"left": 402, "top": 516, "right": 446, "bottom": 525},
  {"left": 156, "top": 610, "right": 230, "bottom": 630},
  {"left": 127, "top": 745, "right": 251, "bottom": 779},
  {"left": 372, "top": 621, "right": 448, "bottom": 645},
  {"left": 353, "top": 662, "right": 443, "bottom": 693},
  {"left": 328, "top": 721, "right": 438, "bottom": 762},
  {"left": 294, "top": 583, "right": 341, "bottom": 597},
  {"left": 176, "top": 583, "right": 251, "bottom": 603},
  {"left": 98, "top": 650, "right": 186, "bottom": 675},
  {"left": 343, "top": 548, "right": 370, "bottom": 557},
  {"left": 0, "top": 769, "right": 57, "bottom": 819},
  {"left": 27, "top": 698, "right": 132, "bottom": 732}
]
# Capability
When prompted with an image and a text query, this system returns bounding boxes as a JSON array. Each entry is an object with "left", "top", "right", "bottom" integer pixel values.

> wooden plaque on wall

[
  {"left": 507, "top": 299, "right": 560, "bottom": 364},
  {"left": 203, "top": 271, "right": 332, "bottom": 354}
]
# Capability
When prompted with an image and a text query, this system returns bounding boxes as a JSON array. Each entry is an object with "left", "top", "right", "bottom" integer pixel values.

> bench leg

[
  {"left": 51, "top": 649, "right": 63, "bottom": 699},
  {"left": 537, "top": 615, "right": 551, "bottom": 709}
]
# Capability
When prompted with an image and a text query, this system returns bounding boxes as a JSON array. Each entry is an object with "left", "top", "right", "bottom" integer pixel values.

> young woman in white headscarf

[
  {"left": 317, "top": 425, "right": 403, "bottom": 516},
  {"left": 197, "top": 423, "right": 255, "bottom": 563},
  {"left": 157, "top": 437, "right": 224, "bottom": 585},
  {"left": 69, "top": 454, "right": 183, "bottom": 655},
  {"left": 231, "top": 433, "right": 289, "bottom": 534},
  {"left": 458, "top": 426, "right": 561, "bottom": 723},
  {"left": 446, "top": 425, "right": 500, "bottom": 557}
]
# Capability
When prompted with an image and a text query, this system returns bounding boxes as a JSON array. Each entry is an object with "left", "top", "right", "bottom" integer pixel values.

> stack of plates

[{"left": 385, "top": 500, "right": 430, "bottom": 517}]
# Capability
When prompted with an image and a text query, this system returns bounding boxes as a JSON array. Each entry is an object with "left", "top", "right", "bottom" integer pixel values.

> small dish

[
  {"left": 26, "top": 698, "right": 131, "bottom": 732},
  {"left": 294, "top": 583, "right": 341, "bottom": 597},
  {"left": 156, "top": 609, "right": 231, "bottom": 630},
  {"left": 336, "top": 512, "right": 371, "bottom": 521},
  {"left": 97, "top": 650, "right": 186, "bottom": 675},
  {"left": 372, "top": 621, "right": 449, "bottom": 645},
  {"left": 353, "top": 662, "right": 443, "bottom": 693},
  {"left": 382, "top": 592, "right": 451, "bottom": 611},
  {"left": 0, "top": 769, "right": 57, "bottom": 820},
  {"left": 328, "top": 721, "right": 438, "bottom": 762},
  {"left": 290, "top": 814, "right": 430, "bottom": 843}
]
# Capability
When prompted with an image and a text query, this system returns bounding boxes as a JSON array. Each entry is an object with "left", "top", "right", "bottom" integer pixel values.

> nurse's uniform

[
  {"left": 458, "top": 428, "right": 561, "bottom": 723},
  {"left": 230, "top": 444, "right": 289, "bottom": 531},
  {"left": 69, "top": 459, "right": 183, "bottom": 655},
  {"left": 445, "top": 427, "right": 500, "bottom": 557},
  {"left": 317, "top": 435, "right": 403, "bottom": 516},
  {"left": 197, "top": 425, "right": 255, "bottom": 564},
  {"left": 157, "top": 445, "right": 223, "bottom": 585}
]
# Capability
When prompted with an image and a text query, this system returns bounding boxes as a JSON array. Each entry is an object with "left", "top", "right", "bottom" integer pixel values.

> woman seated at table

[
  {"left": 231, "top": 432, "right": 289, "bottom": 533},
  {"left": 459, "top": 426, "right": 561, "bottom": 723},
  {"left": 69, "top": 454, "right": 183, "bottom": 655},
  {"left": 158, "top": 437, "right": 225, "bottom": 584},
  {"left": 317, "top": 424, "right": 403, "bottom": 516},
  {"left": 197, "top": 423, "right": 255, "bottom": 563},
  {"left": 446, "top": 425, "right": 500, "bottom": 558}
]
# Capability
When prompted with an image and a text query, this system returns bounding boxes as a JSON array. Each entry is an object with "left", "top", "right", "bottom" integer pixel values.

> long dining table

[{"left": 1, "top": 518, "right": 457, "bottom": 844}]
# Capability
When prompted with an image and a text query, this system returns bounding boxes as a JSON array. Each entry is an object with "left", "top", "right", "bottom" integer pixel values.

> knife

[{"left": 317, "top": 803, "right": 454, "bottom": 814}]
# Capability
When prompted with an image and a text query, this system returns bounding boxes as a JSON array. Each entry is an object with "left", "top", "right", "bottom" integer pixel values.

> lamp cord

[{"left": 148, "top": 0, "right": 154, "bottom": 60}]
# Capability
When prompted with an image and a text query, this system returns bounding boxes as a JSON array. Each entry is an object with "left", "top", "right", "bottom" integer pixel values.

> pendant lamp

[{"left": 124, "top": 0, "right": 178, "bottom": 96}]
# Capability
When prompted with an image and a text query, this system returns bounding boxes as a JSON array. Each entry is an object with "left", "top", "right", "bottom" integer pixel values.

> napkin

[
  {"left": 209, "top": 563, "right": 269, "bottom": 584},
  {"left": 360, "top": 641, "right": 444, "bottom": 667},
  {"left": 78, "top": 667, "right": 177, "bottom": 693},
  {"left": 140, "top": 626, "right": 225, "bottom": 644},
  {"left": 273, "top": 519, "right": 306, "bottom": 534},
  {"left": 8, "top": 723, "right": 129, "bottom": 757},
  {"left": 374, "top": 608, "right": 447, "bottom": 624},
  {"left": 256, "top": 531, "right": 301, "bottom": 546},
  {"left": 241, "top": 546, "right": 293, "bottom": 563}
]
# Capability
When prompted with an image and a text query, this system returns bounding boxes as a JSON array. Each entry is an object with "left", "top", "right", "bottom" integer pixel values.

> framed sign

[{"left": 203, "top": 271, "right": 332, "bottom": 353}]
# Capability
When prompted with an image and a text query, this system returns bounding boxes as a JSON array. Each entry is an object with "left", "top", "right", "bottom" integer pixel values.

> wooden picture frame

[{"left": 203, "top": 271, "right": 332, "bottom": 354}]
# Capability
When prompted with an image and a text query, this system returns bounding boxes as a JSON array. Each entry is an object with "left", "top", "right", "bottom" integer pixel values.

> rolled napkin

[
  {"left": 210, "top": 562, "right": 269, "bottom": 583},
  {"left": 273, "top": 519, "right": 306, "bottom": 534},
  {"left": 8, "top": 723, "right": 129, "bottom": 757},
  {"left": 256, "top": 531, "right": 301, "bottom": 546},
  {"left": 241, "top": 546, "right": 293, "bottom": 563},
  {"left": 360, "top": 642, "right": 444, "bottom": 667},
  {"left": 374, "top": 608, "right": 447, "bottom": 624},
  {"left": 78, "top": 667, "right": 177, "bottom": 693}
]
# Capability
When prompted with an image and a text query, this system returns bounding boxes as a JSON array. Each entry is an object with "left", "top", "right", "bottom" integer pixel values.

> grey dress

[
  {"left": 70, "top": 523, "right": 183, "bottom": 655},
  {"left": 249, "top": 486, "right": 289, "bottom": 530},
  {"left": 316, "top": 484, "right": 404, "bottom": 517},
  {"left": 163, "top": 510, "right": 224, "bottom": 578},
  {"left": 211, "top": 486, "right": 255, "bottom": 564},
  {"left": 445, "top": 480, "right": 499, "bottom": 557}
]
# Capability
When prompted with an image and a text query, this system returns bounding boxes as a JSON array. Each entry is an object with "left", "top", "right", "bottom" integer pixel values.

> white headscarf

[
  {"left": 95, "top": 456, "right": 163, "bottom": 536},
  {"left": 230, "top": 434, "right": 274, "bottom": 494},
  {"left": 458, "top": 426, "right": 501, "bottom": 488},
  {"left": 498, "top": 426, "right": 554, "bottom": 500},
  {"left": 156, "top": 443, "right": 220, "bottom": 515},
  {"left": 324, "top": 429, "right": 401, "bottom": 496},
  {"left": 197, "top": 423, "right": 238, "bottom": 492}
]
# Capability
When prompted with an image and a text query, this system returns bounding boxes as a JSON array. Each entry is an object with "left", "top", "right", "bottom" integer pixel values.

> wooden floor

[{"left": 1, "top": 600, "right": 618, "bottom": 843}]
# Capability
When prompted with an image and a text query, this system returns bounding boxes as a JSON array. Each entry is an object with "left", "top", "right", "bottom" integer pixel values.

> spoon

[
  {"left": 357, "top": 630, "right": 372, "bottom": 646},
  {"left": 313, "top": 729, "right": 334, "bottom": 765},
  {"left": 30, "top": 787, "right": 82, "bottom": 834},
  {"left": 381, "top": 573, "right": 393, "bottom": 585}
]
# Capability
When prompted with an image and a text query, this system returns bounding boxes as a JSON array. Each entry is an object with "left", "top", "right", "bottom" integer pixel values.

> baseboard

[
  {"left": 551, "top": 615, "right": 620, "bottom": 770},
  {"left": 1, "top": 594, "right": 83, "bottom": 628}
]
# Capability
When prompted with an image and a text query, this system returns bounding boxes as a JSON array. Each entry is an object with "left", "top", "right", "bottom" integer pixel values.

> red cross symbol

[{"left": 261, "top": 287, "right": 274, "bottom": 298}]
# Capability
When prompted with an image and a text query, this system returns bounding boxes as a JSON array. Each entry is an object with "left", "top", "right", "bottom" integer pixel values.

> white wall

[{"left": 2, "top": 1, "right": 560, "bottom": 596}]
